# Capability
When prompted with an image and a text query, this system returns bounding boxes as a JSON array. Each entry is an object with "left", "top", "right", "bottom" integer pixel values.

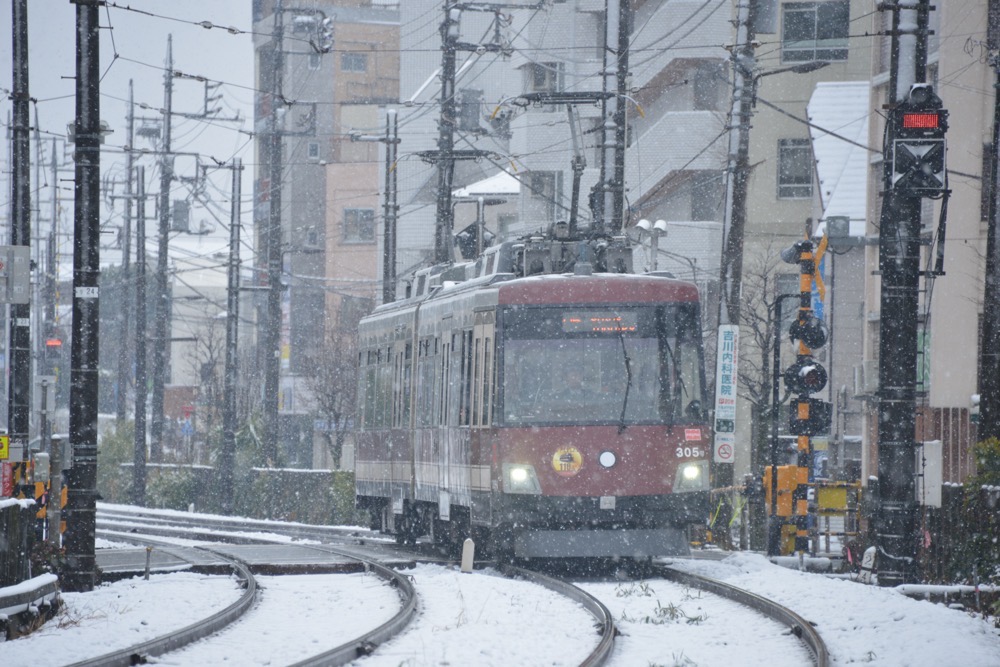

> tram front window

[{"left": 499, "top": 305, "right": 704, "bottom": 426}]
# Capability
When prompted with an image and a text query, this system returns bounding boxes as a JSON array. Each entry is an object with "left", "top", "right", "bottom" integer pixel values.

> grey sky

[{"left": 0, "top": 0, "right": 256, "bottom": 264}]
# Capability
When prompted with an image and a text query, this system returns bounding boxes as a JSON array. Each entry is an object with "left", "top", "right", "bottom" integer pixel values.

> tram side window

[
  {"left": 362, "top": 349, "right": 377, "bottom": 428},
  {"left": 376, "top": 348, "right": 392, "bottom": 427},
  {"left": 472, "top": 337, "right": 481, "bottom": 425},
  {"left": 416, "top": 339, "right": 435, "bottom": 427},
  {"left": 401, "top": 343, "right": 412, "bottom": 427},
  {"left": 483, "top": 337, "right": 493, "bottom": 426},
  {"left": 459, "top": 330, "right": 474, "bottom": 426},
  {"left": 438, "top": 340, "right": 450, "bottom": 425}
]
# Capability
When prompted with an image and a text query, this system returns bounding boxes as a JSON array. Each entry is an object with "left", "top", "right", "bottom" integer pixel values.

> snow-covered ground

[{"left": 4, "top": 552, "right": 998, "bottom": 666}]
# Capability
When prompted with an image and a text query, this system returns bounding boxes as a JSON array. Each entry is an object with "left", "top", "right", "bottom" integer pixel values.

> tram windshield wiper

[{"left": 618, "top": 332, "right": 632, "bottom": 434}]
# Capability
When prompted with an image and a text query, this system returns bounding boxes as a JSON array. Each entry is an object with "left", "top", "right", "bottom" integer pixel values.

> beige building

[
  {"left": 736, "top": 0, "right": 873, "bottom": 480},
  {"left": 252, "top": 1, "right": 398, "bottom": 464}
]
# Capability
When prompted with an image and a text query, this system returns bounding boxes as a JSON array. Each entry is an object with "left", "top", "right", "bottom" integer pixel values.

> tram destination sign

[{"left": 561, "top": 311, "right": 638, "bottom": 333}]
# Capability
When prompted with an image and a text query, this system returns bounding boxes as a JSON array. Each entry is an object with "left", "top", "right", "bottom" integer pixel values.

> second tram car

[{"left": 355, "top": 235, "right": 710, "bottom": 559}]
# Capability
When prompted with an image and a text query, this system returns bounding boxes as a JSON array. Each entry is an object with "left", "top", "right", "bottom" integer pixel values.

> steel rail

[
  {"left": 656, "top": 564, "right": 829, "bottom": 667},
  {"left": 500, "top": 564, "right": 617, "bottom": 667},
  {"left": 96, "top": 521, "right": 420, "bottom": 667},
  {"left": 65, "top": 535, "right": 258, "bottom": 667},
  {"left": 283, "top": 543, "right": 419, "bottom": 667}
]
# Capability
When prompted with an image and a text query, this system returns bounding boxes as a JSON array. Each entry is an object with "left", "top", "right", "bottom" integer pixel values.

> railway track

[
  {"left": 93, "top": 507, "right": 617, "bottom": 666},
  {"left": 654, "top": 564, "right": 829, "bottom": 667},
  {"left": 95, "top": 506, "right": 831, "bottom": 665}
]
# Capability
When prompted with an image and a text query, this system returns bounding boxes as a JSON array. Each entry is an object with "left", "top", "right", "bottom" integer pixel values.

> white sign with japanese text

[{"left": 713, "top": 325, "right": 739, "bottom": 464}]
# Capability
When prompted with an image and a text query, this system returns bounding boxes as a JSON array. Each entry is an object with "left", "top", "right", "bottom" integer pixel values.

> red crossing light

[{"left": 901, "top": 112, "right": 939, "bottom": 130}]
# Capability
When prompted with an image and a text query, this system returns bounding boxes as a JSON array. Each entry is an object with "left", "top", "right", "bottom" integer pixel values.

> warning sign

[
  {"left": 0, "top": 434, "right": 9, "bottom": 460},
  {"left": 713, "top": 433, "right": 735, "bottom": 464}
]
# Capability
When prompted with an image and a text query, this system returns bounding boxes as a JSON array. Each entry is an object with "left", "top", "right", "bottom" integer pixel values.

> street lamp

[{"left": 634, "top": 218, "right": 668, "bottom": 271}]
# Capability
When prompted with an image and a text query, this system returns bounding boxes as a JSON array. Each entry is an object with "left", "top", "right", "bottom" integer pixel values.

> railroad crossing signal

[{"left": 891, "top": 84, "right": 948, "bottom": 195}]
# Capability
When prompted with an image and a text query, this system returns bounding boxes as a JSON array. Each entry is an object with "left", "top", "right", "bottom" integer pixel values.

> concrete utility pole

[
  {"left": 713, "top": 0, "right": 757, "bottom": 497},
  {"left": 8, "top": 0, "right": 31, "bottom": 477},
  {"left": 133, "top": 166, "right": 147, "bottom": 506},
  {"left": 718, "top": 0, "right": 757, "bottom": 331},
  {"left": 262, "top": 0, "right": 285, "bottom": 466},
  {"left": 608, "top": 0, "right": 630, "bottom": 235},
  {"left": 221, "top": 159, "right": 242, "bottom": 514},
  {"left": 64, "top": 0, "right": 102, "bottom": 593},
  {"left": 150, "top": 36, "right": 174, "bottom": 464},
  {"left": 979, "top": 27, "right": 1000, "bottom": 440},
  {"left": 116, "top": 81, "right": 136, "bottom": 424},
  {"left": 427, "top": 3, "right": 539, "bottom": 263},
  {"left": 351, "top": 111, "right": 400, "bottom": 303},
  {"left": 875, "top": 0, "right": 940, "bottom": 586}
]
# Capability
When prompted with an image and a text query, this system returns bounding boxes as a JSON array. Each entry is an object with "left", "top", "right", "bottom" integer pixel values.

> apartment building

[{"left": 252, "top": 1, "right": 398, "bottom": 459}]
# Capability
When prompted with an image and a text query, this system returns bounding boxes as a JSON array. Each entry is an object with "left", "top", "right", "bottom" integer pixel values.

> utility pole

[
  {"left": 116, "top": 81, "right": 136, "bottom": 424},
  {"left": 433, "top": 5, "right": 459, "bottom": 264},
  {"left": 63, "top": 0, "right": 102, "bottom": 593},
  {"left": 133, "top": 166, "right": 147, "bottom": 506},
  {"left": 150, "top": 37, "right": 174, "bottom": 464},
  {"left": 262, "top": 0, "right": 285, "bottom": 465},
  {"left": 714, "top": 0, "right": 757, "bottom": 497},
  {"left": 351, "top": 111, "right": 400, "bottom": 303},
  {"left": 426, "top": 3, "right": 535, "bottom": 263},
  {"left": 8, "top": 0, "right": 31, "bottom": 483},
  {"left": 221, "top": 159, "right": 242, "bottom": 514},
  {"left": 384, "top": 111, "right": 399, "bottom": 303},
  {"left": 875, "top": 0, "right": 943, "bottom": 586},
  {"left": 979, "top": 32, "right": 1000, "bottom": 440},
  {"left": 609, "top": 0, "right": 630, "bottom": 235}
]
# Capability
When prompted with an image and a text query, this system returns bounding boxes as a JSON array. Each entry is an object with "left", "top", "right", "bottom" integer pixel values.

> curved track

[
  {"left": 66, "top": 534, "right": 258, "bottom": 667},
  {"left": 95, "top": 507, "right": 616, "bottom": 666},
  {"left": 655, "top": 564, "right": 829, "bottom": 667},
  {"left": 95, "top": 522, "right": 418, "bottom": 666},
  {"left": 96, "top": 507, "right": 825, "bottom": 666}
]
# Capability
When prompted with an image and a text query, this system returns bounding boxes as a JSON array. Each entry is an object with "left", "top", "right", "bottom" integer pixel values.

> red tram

[{"left": 355, "top": 235, "right": 710, "bottom": 558}]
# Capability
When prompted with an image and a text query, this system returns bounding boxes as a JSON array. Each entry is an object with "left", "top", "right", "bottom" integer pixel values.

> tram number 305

[{"left": 675, "top": 447, "right": 704, "bottom": 458}]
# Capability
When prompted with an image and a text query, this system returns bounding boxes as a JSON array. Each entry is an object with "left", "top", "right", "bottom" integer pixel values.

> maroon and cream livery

[{"left": 355, "top": 236, "right": 710, "bottom": 558}]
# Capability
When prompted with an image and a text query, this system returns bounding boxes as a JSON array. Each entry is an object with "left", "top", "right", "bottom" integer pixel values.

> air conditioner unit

[{"left": 863, "top": 359, "right": 879, "bottom": 394}]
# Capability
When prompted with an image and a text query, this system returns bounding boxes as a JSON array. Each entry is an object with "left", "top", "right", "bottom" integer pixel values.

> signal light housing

[
  {"left": 784, "top": 358, "right": 828, "bottom": 395},
  {"left": 788, "top": 398, "right": 832, "bottom": 436},
  {"left": 789, "top": 314, "right": 828, "bottom": 350}
]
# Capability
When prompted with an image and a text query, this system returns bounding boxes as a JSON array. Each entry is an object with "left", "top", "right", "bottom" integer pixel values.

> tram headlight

[
  {"left": 503, "top": 463, "right": 542, "bottom": 494},
  {"left": 673, "top": 461, "right": 708, "bottom": 492}
]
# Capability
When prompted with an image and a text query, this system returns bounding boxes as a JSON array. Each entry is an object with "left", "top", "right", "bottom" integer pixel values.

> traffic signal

[
  {"left": 789, "top": 314, "right": 828, "bottom": 350},
  {"left": 788, "top": 398, "right": 832, "bottom": 436},
  {"left": 891, "top": 84, "right": 947, "bottom": 194},
  {"left": 783, "top": 358, "right": 828, "bottom": 395}
]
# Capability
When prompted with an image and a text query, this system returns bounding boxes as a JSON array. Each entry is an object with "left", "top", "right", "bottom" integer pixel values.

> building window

[
  {"left": 524, "top": 62, "right": 563, "bottom": 94},
  {"left": 777, "top": 138, "right": 813, "bottom": 199},
  {"left": 307, "top": 142, "right": 320, "bottom": 160},
  {"left": 341, "top": 52, "right": 367, "bottom": 72},
  {"left": 690, "top": 171, "right": 722, "bottom": 221},
  {"left": 528, "top": 171, "right": 562, "bottom": 222},
  {"left": 308, "top": 52, "right": 322, "bottom": 70},
  {"left": 343, "top": 208, "right": 375, "bottom": 243},
  {"left": 782, "top": 1, "right": 849, "bottom": 62}
]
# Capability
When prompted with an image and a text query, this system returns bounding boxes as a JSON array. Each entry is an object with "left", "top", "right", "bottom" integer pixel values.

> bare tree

[
  {"left": 302, "top": 332, "right": 358, "bottom": 470},
  {"left": 737, "top": 242, "right": 795, "bottom": 549}
]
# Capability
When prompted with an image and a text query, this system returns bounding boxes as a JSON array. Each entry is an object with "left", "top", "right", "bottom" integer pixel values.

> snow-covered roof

[
  {"left": 807, "top": 82, "right": 870, "bottom": 237},
  {"left": 453, "top": 170, "right": 520, "bottom": 197}
]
